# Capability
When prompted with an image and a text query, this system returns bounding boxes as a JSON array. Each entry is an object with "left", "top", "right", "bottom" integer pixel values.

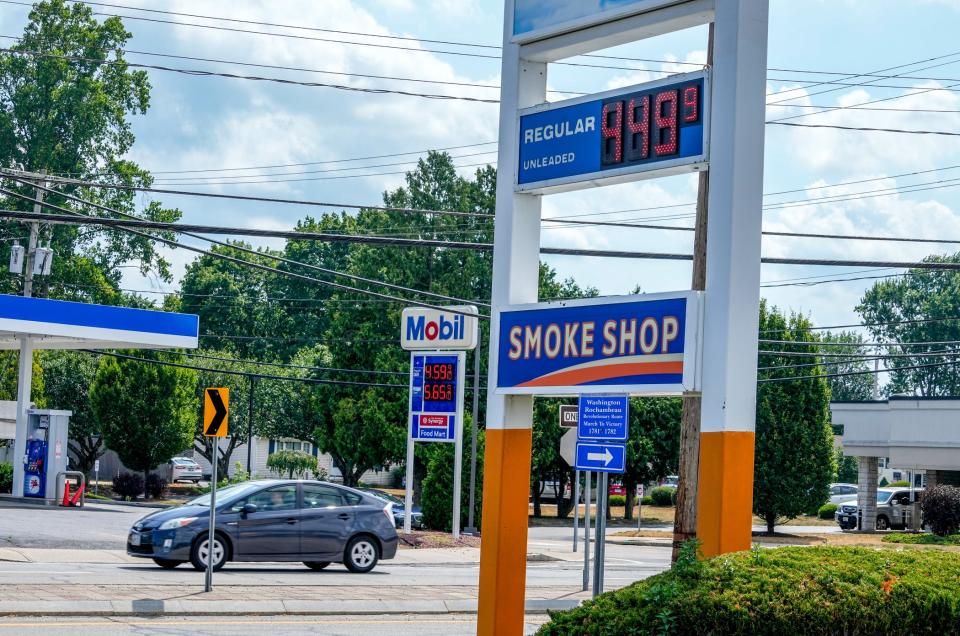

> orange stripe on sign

[
  {"left": 517, "top": 361, "right": 683, "bottom": 388},
  {"left": 697, "top": 431, "right": 755, "bottom": 558},
  {"left": 477, "top": 428, "right": 532, "bottom": 636}
]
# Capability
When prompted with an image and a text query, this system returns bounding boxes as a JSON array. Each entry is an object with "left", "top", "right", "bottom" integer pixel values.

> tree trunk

[
  {"left": 532, "top": 479, "right": 542, "bottom": 518},
  {"left": 766, "top": 513, "right": 776, "bottom": 535},
  {"left": 143, "top": 469, "right": 149, "bottom": 500},
  {"left": 556, "top": 469, "right": 573, "bottom": 518},
  {"left": 624, "top": 480, "right": 636, "bottom": 521}
]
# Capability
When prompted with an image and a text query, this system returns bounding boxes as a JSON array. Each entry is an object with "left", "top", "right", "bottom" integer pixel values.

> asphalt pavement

[{"left": 0, "top": 615, "right": 549, "bottom": 635}]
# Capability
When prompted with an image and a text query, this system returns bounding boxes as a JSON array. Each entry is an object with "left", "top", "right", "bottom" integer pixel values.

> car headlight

[{"left": 158, "top": 517, "right": 198, "bottom": 530}]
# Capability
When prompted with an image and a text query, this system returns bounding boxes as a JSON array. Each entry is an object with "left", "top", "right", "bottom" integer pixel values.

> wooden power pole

[{"left": 672, "top": 24, "right": 714, "bottom": 562}]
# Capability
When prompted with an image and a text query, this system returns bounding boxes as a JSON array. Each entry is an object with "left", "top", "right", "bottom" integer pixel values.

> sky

[{"left": 2, "top": 0, "right": 960, "bottom": 333}]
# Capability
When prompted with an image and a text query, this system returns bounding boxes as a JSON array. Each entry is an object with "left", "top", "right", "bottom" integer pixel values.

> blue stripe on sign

[{"left": 0, "top": 294, "right": 198, "bottom": 337}]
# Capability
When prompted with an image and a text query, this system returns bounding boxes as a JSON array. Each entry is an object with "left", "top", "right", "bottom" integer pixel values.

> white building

[{"left": 832, "top": 397, "right": 960, "bottom": 531}]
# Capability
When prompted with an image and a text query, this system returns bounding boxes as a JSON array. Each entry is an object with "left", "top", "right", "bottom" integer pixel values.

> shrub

[
  {"left": 883, "top": 532, "right": 960, "bottom": 546},
  {"left": 538, "top": 546, "right": 960, "bottom": 635},
  {"left": 921, "top": 484, "right": 960, "bottom": 536},
  {"left": 818, "top": 503, "right": 838, "bottom": 519},
  {"left": 641, "top": 495, "right": 653, "bottom": 506},
  {"left": 888, "top": 480, "right": 911, "bottom": 487},
  {"left": 649, "top": 486, "right": 676, "bottom": 506},
  {"left": 0, "top": 462, "right": 12, "bottom": 493},
  {"left": 879, "top": 476, "right": 889, "bottom": 487},
  {"left": 145, "top": 474, "right": 167, "bottom": 499},
  {"left": 112, "top": 472, "right": 144, "bottom": 500},
  {"left": 267, "top": 450, "right": 318, "bottom": 479},
  {"left": 389, "top": 465, "right": 405, "bottom": 488},
  {"left": 609, "top": 495, "right": 626, "bottom": 507}
]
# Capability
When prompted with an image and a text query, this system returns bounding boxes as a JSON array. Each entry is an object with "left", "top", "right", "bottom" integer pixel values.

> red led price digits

[
  {"left": 600, "top": 81, "right": 700, "bottom": 166},
  {"left": 425, "top": 363, "right": 453, "bottom": 381},
  {"left": 424, "top": 383, "right": 453, "bottom": 402},
  {"left": 653, "top": 90, "right": 678, "bottom": 156},
  {"left": 600, "top": 101, "right": 623, "bottom": 164},
  {"left": 682, "top": 86, "right": 699, "bottom": 123},
  {"left": 625, "top": 95, "right": 650, "bottom": 161}
]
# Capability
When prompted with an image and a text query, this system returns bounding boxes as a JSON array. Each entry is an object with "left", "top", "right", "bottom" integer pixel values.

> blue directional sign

[
  {"left": 575, "top": 442, "right": 626, "bottom": 473},
  {"left": 578, "top": 395, "right": 629, "bottom": 442}
]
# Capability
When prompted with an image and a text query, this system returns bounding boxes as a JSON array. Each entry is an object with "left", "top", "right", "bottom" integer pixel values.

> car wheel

[
  {"left": 190, "top": 534, "right": 228, "bottom": 571},
  {"left": 876, "top": 515, "right": 890, "bottom": 531},
  {"left": 303, "top": 561, "right": 331, "bottom": 571},
  {"left": 344, "top": 536, "right": 379, "bottom": 573},
  {"left": 152, "top": 558, "right": 183, "bottom": 569}
]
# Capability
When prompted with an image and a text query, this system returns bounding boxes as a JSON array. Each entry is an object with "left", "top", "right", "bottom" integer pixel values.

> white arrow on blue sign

[{"left": 575, "top": 442, "right": 626, "bottom": 473}]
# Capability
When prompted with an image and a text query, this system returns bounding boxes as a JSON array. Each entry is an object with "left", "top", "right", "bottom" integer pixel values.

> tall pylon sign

[{"left": 479, "top": 1, "right": 770, "bottom": 634}]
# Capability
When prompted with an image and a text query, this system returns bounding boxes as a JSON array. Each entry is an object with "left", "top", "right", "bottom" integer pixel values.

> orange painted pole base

[
  {"left": 477, "top": 427, "right": 533, "bottom": 636},
  {"left": 696, "top": 431, "right": 755, "bottom": 558}
]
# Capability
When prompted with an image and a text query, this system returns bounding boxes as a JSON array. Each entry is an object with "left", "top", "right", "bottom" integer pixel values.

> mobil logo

[{"left": 401, "top": 305, "right": 479, "bottom": 351}]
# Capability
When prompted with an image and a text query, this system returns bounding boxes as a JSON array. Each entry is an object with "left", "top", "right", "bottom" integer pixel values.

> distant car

[
  {"left": 360, "top": 488, "right": 424, "bottom": 529},
  {"left": 661, "top": 475, "right": 679, "bottom": 488},
  {"left": 127, "top": 480, "right": 398, "bottom": 573},
  {"left": 169, "top": 457, "right": 203, "bottom": 483},
  {"left": 608, "top": 483, "right": 626, "bottom": 497},
  {"left": 829, "top": 482, "right": 858, "bottom": 505},
  {"left": 835, "top": 488, "right": 923, "bottom": 531}
]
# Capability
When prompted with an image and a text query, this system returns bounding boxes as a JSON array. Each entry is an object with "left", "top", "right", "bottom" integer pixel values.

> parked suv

[{"left": 835, "top": 488, "right": 923, "bottom": 531}]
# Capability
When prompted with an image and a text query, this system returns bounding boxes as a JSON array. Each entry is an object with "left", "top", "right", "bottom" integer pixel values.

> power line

[
  {"left": 83, "top": 349, "right": 405, "bottom": 389},
  {"left": 165, "top": 350, "right": 409, "bottom": 378},
  {"left": 758, "top": 358, "right": 960, "bottom": 384},
  {"left": 0, "top": 185, "right": 490, "bottom": 320},
  {"left": 768, "top": 122, "right": 960, "bottom": 137}
]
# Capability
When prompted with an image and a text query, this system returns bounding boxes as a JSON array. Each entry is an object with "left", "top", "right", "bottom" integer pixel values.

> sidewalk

[{"left": 0, "top": 547, "right": 588, "bottom": 617}]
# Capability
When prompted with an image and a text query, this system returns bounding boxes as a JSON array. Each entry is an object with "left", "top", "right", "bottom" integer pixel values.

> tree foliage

[
  {"left": 90, "top": 354, "right": 196, "bottom": 495},
  {"left": 266, "top": 450, "right": 318, "bottom": 479},
  {"left": 857, "top": 255, "right": 960, "bottom": 396},
  {"left": 622, "top": 398, "right": 681, "bottom": 519},
  {"left": 41, "top": 351, "right": 99, "bottom": 472},
  {"left": 754, "top": 301, "right": 835, "bottom": 533},
  {"left": 820, "top": 331, "right": 875, "bottom": 401}
]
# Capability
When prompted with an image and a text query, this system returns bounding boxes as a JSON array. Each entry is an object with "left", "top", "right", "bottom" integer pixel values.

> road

[{"left": 0, "top": 615, "right": 549, "bottom": 635}]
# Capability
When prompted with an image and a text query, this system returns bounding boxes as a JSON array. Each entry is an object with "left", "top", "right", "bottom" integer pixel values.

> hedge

[
  {"left": 883, "top": 532, "right": 960, "bottom": 546},
  {"left": 818, "top": 503, "right": 838, "bottom": 519},
  {"left": 609, "top": 495, "right": 626, "bottom": 507},
  {"left": 0, "top": 462, "right": 11, "bottom": 494},
  {"left": 538, "top": 545, "right": 960, "bottom": 636},
  {"left": 649, "top": 486, "right": 676, "bottom": 506}
]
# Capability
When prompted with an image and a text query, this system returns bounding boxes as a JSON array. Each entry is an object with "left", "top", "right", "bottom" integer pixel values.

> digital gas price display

[
  {"left": 516, "top": 70, "right": 709, "bottom": 193},
  {"left": 409, "top": 353, "right": 462, "bottom": 442}
]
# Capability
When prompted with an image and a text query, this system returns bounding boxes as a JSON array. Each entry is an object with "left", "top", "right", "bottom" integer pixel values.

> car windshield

[{"left": 188, "top": 483, "right": 265, "bottom": 507}]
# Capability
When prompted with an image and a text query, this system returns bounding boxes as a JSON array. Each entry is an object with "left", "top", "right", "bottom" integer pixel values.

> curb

[{"left": 0, "top": 599, "right": 581, "bottom": 617}]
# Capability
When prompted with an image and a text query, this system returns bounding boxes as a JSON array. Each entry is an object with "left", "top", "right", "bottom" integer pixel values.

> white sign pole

[
  {"left": 403, "top": 352, "right": 415, "bottom": 535},
  {"left": 204, "top": 437, "right": 218, "bottom": 593},
  {"left": 452, "top": 351, "right": 466, "bottom": 539},
  {"left": 572, "top": 470, "right": 580, "bottom": 552}
]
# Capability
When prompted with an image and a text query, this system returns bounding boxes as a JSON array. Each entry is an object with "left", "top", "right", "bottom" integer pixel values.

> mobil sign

[
  {"left": 401, "top": 305, "right": 479, "bottom": 351},
  {"left": 494, "top": 292, "right": 702, "bottom": 395}
]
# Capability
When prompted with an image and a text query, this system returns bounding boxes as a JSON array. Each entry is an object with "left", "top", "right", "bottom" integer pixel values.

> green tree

[
  {"left": 0, "top": 0, "right": 180, "bottom": 302},
  {"left": 754, "top": 302, "right": 835, "bottom": 533},
  {"left": 420, "top": 415, "right": 483, "bottom": 532},
  {"left": 90, "top": 355, "right": 196, "bottom": 497},
  {"left": 622, "top": 397, "right": 681, "bottom": 520},
  {"left": 820, "top": 331, "right": 876, "bottom": 401},
  {"left": 41, "top": 351, "right": 99, "bottom": 473},
  {"left": 834, "top": 446, "right": 858, "bottom": 483},
  {"left": 266, "top": 450, "right": 318, "bottom": 479},
  {"left": 857, "top": 256, "right": 960, "bottom": 396}
]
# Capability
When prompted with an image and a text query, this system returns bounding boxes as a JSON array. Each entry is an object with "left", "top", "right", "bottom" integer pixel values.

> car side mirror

[{"left": 242, "top": 503, "right": 258, "bottom": 516}]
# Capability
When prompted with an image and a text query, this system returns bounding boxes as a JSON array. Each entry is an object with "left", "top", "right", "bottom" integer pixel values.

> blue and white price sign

[
  {"left": 409, "top": 352, "right": 464, "bottom": 443},
  {"left": 516, "top": 70, "right": 709, "bottom": 194},
  {"left": 578, "top": 395, "right": 629, "bottom": 442}
]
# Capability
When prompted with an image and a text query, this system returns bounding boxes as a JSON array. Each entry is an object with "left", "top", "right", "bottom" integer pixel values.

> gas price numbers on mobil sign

[
  {"left": 409, "top": 353, "right": 459, "bottom": 442},
  {"left": 517, "top": 70, "right": 708, "bottom": 193}
]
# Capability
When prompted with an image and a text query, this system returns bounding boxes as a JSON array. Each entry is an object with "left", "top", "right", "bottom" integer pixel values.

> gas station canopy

[{"left": 0, "top": 294, "right": 198, "bottom": 350}]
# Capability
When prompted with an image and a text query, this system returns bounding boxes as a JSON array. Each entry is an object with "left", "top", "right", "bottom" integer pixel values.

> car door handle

[
  {"left": 285, "top": 518, "right": 298, "bottom": 525},
  {"left": 338, "top": 513, "right": 350, "bottom": 520}
]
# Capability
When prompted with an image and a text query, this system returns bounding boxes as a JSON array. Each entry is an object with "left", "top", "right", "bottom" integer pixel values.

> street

[{"left": 0, "top": 615, "right": 549, "bottom": 635}]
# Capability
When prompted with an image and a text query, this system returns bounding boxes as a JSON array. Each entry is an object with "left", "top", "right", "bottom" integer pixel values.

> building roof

[{"left": 0, "top": 294, "right": 198, "bottom": 350}]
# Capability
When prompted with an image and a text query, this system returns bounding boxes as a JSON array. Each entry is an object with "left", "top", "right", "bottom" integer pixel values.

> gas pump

[{"left": 20, "top": 410, "right": 71, "bottom": 501}]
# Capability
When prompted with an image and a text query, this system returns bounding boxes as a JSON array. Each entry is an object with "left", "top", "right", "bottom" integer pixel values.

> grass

[
  {"left": 883, "top": 532, "right": 960, "bottom": 546},
  {"left": 539, "top": 546, "right": 960, "bottom": 635}
]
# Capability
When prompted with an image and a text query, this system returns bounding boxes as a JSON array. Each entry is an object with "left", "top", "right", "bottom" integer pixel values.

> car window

[
  {"left": 877, "top": 492, "right": 893, "bottom": 504},
  {"left": 302, "top": 484, "right": 344, "bottom": 509},
  {"left": 240, "top": 485, "right": 298, "bottom": 512},
  {"left": 843, "top": 486, "right": 857, "bottom": 495},
  {"left": 342, "top": 490, "right": 362, "bottom": 506}
]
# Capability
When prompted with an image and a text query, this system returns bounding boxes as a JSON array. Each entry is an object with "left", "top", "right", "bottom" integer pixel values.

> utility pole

[
  {"left": 672, "top": 25, "right": 714, "bottom": 562},
  {"left": 465, "top": 334, "right": 482, "bottom": 534},
  {"left": 23, "top": 175, "right": 45, "bottom": 298},
  {"left": 246, "top": 375, "right": 256, "bottom": 474}
]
